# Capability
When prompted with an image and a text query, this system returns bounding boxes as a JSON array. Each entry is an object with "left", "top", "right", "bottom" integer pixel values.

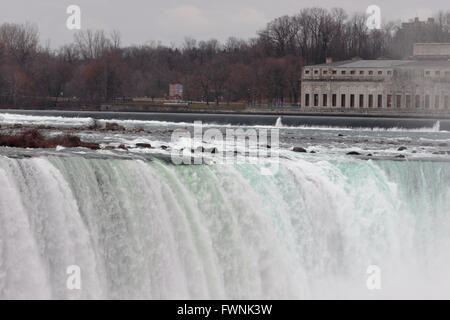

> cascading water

[
  {"left": 0, "top": 154, "right": 449, "bottom": 299},
  {"left": 275, "top": 117, "right": 283, "bottom": 127}
]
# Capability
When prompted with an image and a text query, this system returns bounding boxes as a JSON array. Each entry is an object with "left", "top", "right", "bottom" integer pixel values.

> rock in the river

[
  {"left": 135, "top": 143, "right": 152, "bottom": 148},
  {"left": 292, "top": 147, "right": 307, "bottom": 153},
  {"left": 397, "top": 146, "right": 407, "bottom": 151},
  {"left": 346, "top": 151, "right": 361, "bottom": 155},
  {"left": 132, "top": 127, "right": 145, "bottom": 133},
  {"left": 205, "top": 147, "right": 219, "bottom": 154},
  {"left": 105, "top": 122, "right": 126, "bottom": 131}
]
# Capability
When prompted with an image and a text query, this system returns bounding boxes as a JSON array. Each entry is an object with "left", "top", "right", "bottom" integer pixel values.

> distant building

[
  {"left": 169, "top": 84, "right": 183, "bottom": 99},
  {"left": 301, "top": 43, "right": 450, "bottom": 111},
  {"left": 401, "top": 17, "right": 436, "bottom": 29},
  {"left": 413, "top": 43, "right": 450, "bottom": 60}
]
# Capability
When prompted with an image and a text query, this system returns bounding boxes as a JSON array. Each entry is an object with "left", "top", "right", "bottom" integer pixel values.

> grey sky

[{"left": 0, "top": 0, "right": 446, "bottom": 47}]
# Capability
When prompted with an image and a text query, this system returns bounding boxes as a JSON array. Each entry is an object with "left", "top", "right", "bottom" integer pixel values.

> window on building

[
  {"left": 435, "top": 96, "right": 440, "bottom": 109},
  {"left": 387, "top": 71, "right": 392, "bottom": 75},
  {"left": 369, "top": 95, "right": 373, "bottom": 108},
  {"left": 314, "top": 94, "right": 319, "bottom": 107},
  {"left": 425, "top": 71, "right": 431, "bottom": 76},
  {"left": 396, "top": 95, "right": 402, "bottom": 108},
  {"left": 378, "top": 94, "right": 383, "bottom": 108},
  {"left": 415, "top": 95, "right": 421, "bottom": 108},
  {"left": 323, "top": 70, "right": 328, "bottom": 75},
  {"left": 305, "top": 70, "right": 310, "bottom": 74},
  {"left": 425, "top": 95, "right": 430, "bottom": 108},
  {"left": 378, "top": 71, "right": 383, "bottom": 75},
  {"left": 332, "top": 70, "right": 337, "bottom": 75},
  {"left": 332, "top": 94, "right": 337, "bottom": 107},
  {"left": 387, "top": 95, "right": 392, "bottom": 108},
  {"left": 445, "top": 95, "right": 449, "bottom": 109},
  {"left": 445, "top": 71, "right": 450, "bottom": 76},
  {"left": 341, "top": 70, "right": 346, "bottom": 75},
  {"left": 305, "top": 94, "right": 310, "bottom": 107},
  {"left": 360, "top": 71, "right": 364, "bottom": 75},
  {"left": 359, "top": 94, "right": 364, "bottom": 108},
  {"left": 369, "top": 71, "right": 374, "bottom": 75},
  {"left": 435, "top": 71, "right": 440, "bottom": 76},
  {"left": 323, "top": 94, "right": 328, "bottom": 107},
  {"left": 350, "top": 70, "right": 355, "bottom": 75},
  {"left": 406, "top": 95, "right": 411, "bottom": 108},
  {"left": 341, "top": 94, "right": 346, "bottom": 107},
  {"left": 314, "top": 70, "right": 319, "bottom": 75},
  {"left": 350, "top": 94, "right": 355, "bottom": 107}
]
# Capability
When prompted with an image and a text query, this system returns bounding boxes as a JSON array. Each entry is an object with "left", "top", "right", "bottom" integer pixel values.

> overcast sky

[{"left": 0, "top": 0, "right": 446, "bottom": 47}]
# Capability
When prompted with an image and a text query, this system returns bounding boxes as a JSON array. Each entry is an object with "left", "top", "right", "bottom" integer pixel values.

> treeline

[{"left": 1, "top": 7, "right": 450, "bottom": 107}]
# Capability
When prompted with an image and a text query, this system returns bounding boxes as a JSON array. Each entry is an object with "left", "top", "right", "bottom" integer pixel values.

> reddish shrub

[{"left": 0, "top": 129, "right": 100, "bottom": 150}]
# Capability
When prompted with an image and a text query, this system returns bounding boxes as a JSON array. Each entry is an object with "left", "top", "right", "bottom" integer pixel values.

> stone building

[{"left": 301, "top": 43, "right": 450, "bottom": 111}]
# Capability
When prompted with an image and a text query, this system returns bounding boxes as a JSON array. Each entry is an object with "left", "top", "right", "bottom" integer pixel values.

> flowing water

[{"left": 0, "top": 113, "right": 449, "bottom": 299}]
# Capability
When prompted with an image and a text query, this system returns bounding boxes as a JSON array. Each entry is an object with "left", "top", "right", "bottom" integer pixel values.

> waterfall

[
  {"left": 433, "top": 120, "right": 441, "bottom": 132},
  {"left": 0, "top": 155, "right": 449, "bottom": 299},
  {"left": 275, "top": 117, "right": 283, "bottom": 127}
]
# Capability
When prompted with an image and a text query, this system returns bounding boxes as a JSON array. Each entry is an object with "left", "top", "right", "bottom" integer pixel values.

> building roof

[
  {"left": 307, "top": 58, "right": 450, "bottom": 69},
  {"left": 339, "top": 60, "right": 413, "bottom": 68},
  {"left": 309, "top": 60, "right": 413, "bottom": 68},
  {"left": 399, "top": 60, "right": 450, "bottom": 68}
]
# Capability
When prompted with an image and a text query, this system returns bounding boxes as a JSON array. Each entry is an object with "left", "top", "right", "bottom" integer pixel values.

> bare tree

[
  {"left": 0, "top": 22, "right": 39, "bottom": 67},
  {"left": 74, "top": 29, "right": 112, "bottom": 60}
]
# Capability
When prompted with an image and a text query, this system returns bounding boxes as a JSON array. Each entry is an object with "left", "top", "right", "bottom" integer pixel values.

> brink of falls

[{"left": 0, "top": 155, "right": 449, "bottom": 299}]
